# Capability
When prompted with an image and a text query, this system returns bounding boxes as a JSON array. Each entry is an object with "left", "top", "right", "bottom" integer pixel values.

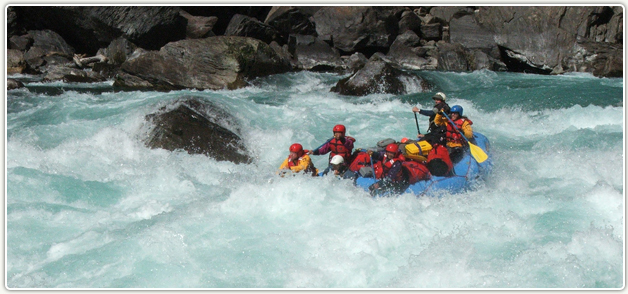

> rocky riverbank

[{"left": 7, "top": 6, "right": 623, "bottom": 95}]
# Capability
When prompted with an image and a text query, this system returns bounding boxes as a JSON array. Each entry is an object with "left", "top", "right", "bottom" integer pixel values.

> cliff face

[
  {"left": 7, "top": 5, "right": 623, "bottom": 91},
  {"left": 467, "top": 6, "right": 622, "bottom": 76}
]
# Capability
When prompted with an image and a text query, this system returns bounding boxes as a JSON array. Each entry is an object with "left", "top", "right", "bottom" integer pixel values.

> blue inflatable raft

[{"left": 354, "top": 132, "right": 493, "bottom": 197}]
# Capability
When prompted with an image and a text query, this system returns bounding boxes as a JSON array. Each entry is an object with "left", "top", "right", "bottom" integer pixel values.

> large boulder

[
  {"left": 11, "top": 6, "right": 187, "bottom": 54},
  {"left": 331, "top": 53, "right": 433, "bottom": 96},
  {"left": 100, "top": 37, "right": 138, "bottom": 66},
  {"left": 23, "top": 29, "right": 75, "bottom": 71},
  {"left": 386, "top": 30, "right": 438, "bottom": 70},
  {"left": 144, "top": 98, "right": 252, "bottom": 164},
  {"left": 312, "top": 6, "right": 403, "bottom": 54},
  {"left": 264, "top": 6, "right": 316, "bottom": 37},
  {"left": 179, "top": 10, "right": 217, "bottom": 39},
  {"left": 179, "top": 7, "right": 272, "bottom": 36},
  {"left": 225, "top": 14, "right": 284, "bottom": 44},
  {"left": 43, "top": 65, "right": 106, "bottom": 83},
  {"left": 116, "top": 36, "right": 292, "bottom": 91},
  {"left": 398, "top": 9, "right": 422, "bottom": 35},
  {"left": 7, "top": 79, "right": 25, "bottom": 90},
  {"left": 435, "top": 41, "right": 469, "bottom": 72},
  {"left": 342, "top": 52, "right": 369, "bottom": 73},
  {"left": 289, "top": 34, "right": 344, "bottom": 71},
  {"left": 7, "top": 49, "right": 28, "bottom": 74},
  {"left": 8, "top": 34, "right": 33, "bottom": 51}
]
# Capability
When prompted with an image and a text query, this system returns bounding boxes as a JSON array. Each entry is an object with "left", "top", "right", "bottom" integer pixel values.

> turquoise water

[{"left": 5, "top": 70, "right": 624, "bottom": 288}]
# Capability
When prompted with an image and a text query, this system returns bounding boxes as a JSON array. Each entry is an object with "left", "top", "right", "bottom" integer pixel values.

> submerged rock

[
  {"left": 7, "top": 79, "right": 25, "bottom": 90},
  {"left": 144, "top": 98, "right": 252, "bottom": 164}
]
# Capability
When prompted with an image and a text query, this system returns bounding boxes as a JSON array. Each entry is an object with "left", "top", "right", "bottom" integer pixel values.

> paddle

[
  {"left": 441, "top": 112, "right": 488, "bottom": 163},
  {"left": 310, "top": 138, "right": 332, "bottom": 154},
  {"left": 414, "top": 112, "right": 421, "bottom": 135}
]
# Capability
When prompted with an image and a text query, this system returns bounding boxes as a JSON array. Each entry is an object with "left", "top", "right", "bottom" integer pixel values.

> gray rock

[
  {"left": 225, "top": 14, "right": 283, "bottom": 44},
  {"left": 21, "top": 30, "right": 75, "bottom": 72},
  {"left": 398, "top": 9, "right": 422, "bottom": 34},
  {"left": 7, "top": 49, "right": 27, "bottom": 74},
  {"left": 179, "top": 7, "right": 272, "bottom": 36},
  {"left": 28, "top": 29, "right": 75, "bottom": 56},
  {"left": 11, "top": 6, "right": 186, "bottom": 54},
  {"left": 571, "top": 41, "right": 623, "bottom": 77},
  {"left": 102, "top": 38, "right": 138, "bottom": 66},
  {"left": 9, "top": 34, "right": 33, "bottom": 51},
  {"left": 449, "top": 14, "right": 497, "bottom": 53},
  {"left": 387, "top": 31, "right": 437, "bottom": 70},
  {"left": 428, "top": 6, "right": 475, "bottom": 23},
  {"left": 144, "top": 97, "right": 252, "bottom": 164},
  {"left": 7, "top": 79, "right": 25, "bottom": 90},
  {"left": 420, "top": 23, "right": 443, "bottom": 41},
  {"left": 264, "top": 6, "right": 316, "bottom": 37},
  {"left": 472, "top": 6, "right": 623, "bottom": 76},
  {"left": 118, "top": 36, "right": 292, "bottom": 91},
  {"left": 467, "top": 49, "right": 507, "bottom": 71},
  {"left": 289, "top": 34, "right": 344, "bottom": 71},
  {"left": 268, "top": 41, "right": 296, "bottom": 69},
  {"left": 313, "top": 6, "right": 402, "bottom": 53},
  {"left": 24, "top": 46, "right": 47, "bottom": 69},
  {"left": 43, "top": 65, "right": 105, "bottom": 83},
  {"left": 331, "top": 54, "right": 433, "bottom": 96},
  {"left": 180, "top": 10, "right": 217, "bottom": 39},
  {"left": 435, "top": 42, "right": 469, "bottom": 72},
  {"left": 114, "top": 72, "right": 155, "bottom": 89},
  {"left": 342, "top": 52, "right": 369, "bottom": 72}
]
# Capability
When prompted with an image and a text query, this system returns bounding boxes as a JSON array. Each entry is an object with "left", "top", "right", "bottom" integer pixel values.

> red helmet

[
  {"left": 385, "top": 143, "right": 399, "bottom": 153},
  {"left": 289, "top": 143, "right": 304, "bottom": 156},
  {"left": 332, "top": 124, "right": 346, "bottom": 134}
]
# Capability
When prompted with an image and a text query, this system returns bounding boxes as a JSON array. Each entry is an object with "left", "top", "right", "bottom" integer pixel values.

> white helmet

[
  {"left": 432, "top": 92, "right": 446, "bottom": 101},
  {"left": 330, "top": 155, "right": 344, "bottom": 165}
]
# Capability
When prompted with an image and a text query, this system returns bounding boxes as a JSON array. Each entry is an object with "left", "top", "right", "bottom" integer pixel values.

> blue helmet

[{"left": 450, "top": 105, "right": 463, "bottom": 116}]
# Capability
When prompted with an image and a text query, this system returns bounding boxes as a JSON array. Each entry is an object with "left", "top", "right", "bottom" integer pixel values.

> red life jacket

[
  {"left": 426, "top": 144, "right": 453, "bottom": 176},
  {"left": 402, "top": 161, "right": 431, "bottom": 184},
  {"left": 329, "top": 136, "right": 355, "bottom": 161},
  {"left": 373, "top": 153, "right": 405, "bottom": 180},
  {"left": 445, "top": 118, "right": 472, "bottom": 145},
  {"left": 349, "top": 152, "right": 371, "bottom": 172}
]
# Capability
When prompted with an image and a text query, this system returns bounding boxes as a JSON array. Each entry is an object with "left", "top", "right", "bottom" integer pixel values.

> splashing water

[{"left": 6, "top": 70, "right": 623, "bottom": 288}]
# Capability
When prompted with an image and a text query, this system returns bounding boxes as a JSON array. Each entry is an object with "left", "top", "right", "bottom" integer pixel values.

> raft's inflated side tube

[{"left": 355, "top": 132, "right": 493, "bottom": 197}]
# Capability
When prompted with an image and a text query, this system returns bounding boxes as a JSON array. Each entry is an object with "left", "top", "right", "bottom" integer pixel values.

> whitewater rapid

[{"left": 6, "top": 70, "right": 624, "bottom": 288}]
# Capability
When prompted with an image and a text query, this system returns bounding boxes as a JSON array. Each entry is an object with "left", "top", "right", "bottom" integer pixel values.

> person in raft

[
  {"left": 308, "top": 124, "right": 356, "bottom": 174},
  {"left": 434, "top": 105, "right": 473, "bottom": 163},
  {"left": 278, "top": 143, "right": 319, "bottom": 176},
  {"left": 322, "top": 155, "right": 357, "bottom": 179},
  {"left": 367, "top": 143, "right": 410, "bottom": 197},
  {"left": 412, "top": 91, "right": 451, "bottom": 134}
]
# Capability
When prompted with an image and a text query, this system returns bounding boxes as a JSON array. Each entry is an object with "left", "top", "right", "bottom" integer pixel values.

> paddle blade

[{"left": 469, "top": 143, "right": 489, "bottom": 163}]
